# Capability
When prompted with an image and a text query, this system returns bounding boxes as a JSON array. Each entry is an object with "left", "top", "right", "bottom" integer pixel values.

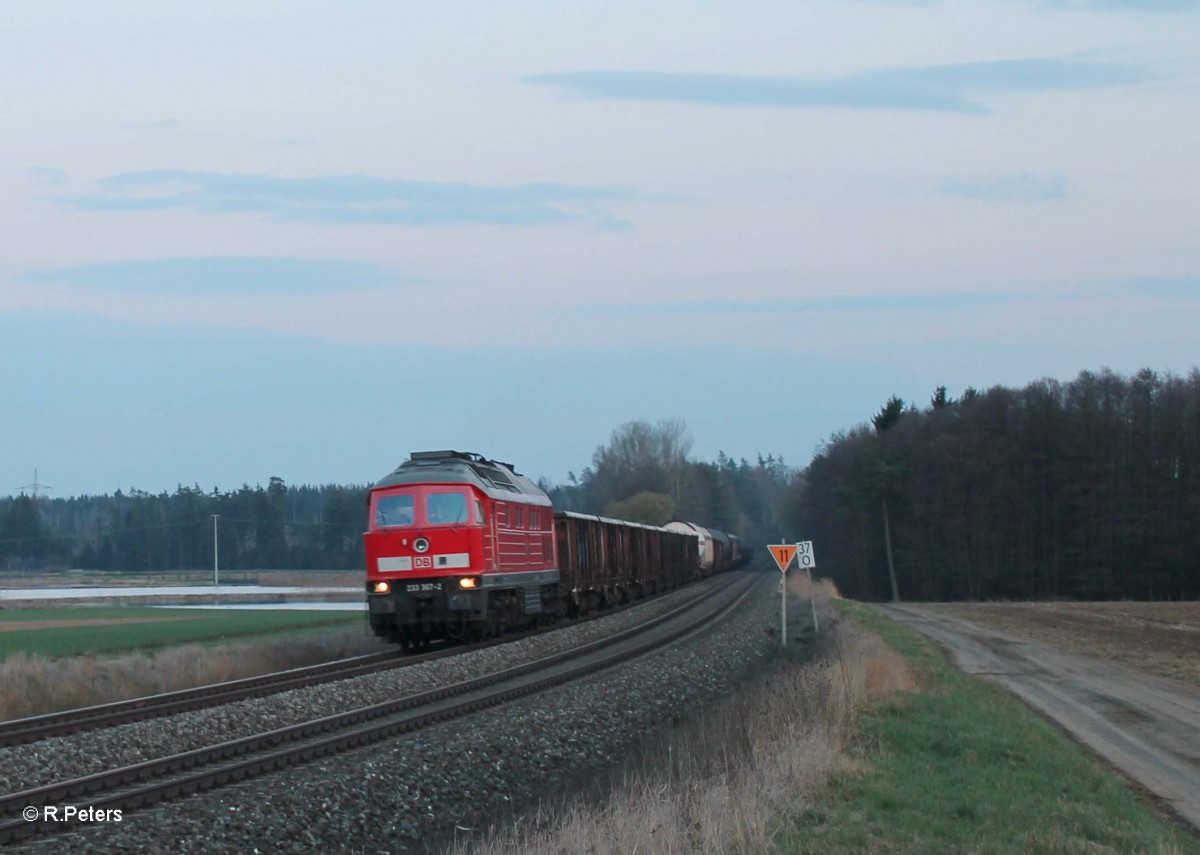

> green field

[
  {"left": 775, "top": 601, "right": 1200, "bottom": 855},
  {"left": 0, "top": 606, "right": 365, "bottom": 660}
]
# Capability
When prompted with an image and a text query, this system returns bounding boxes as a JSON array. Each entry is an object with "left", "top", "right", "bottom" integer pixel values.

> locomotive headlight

[
  {"left": 458, "top": 577, "right": 479, "bottom": 589},
  {"left": 372, "top": 581, "right": 391, "bottom": 594}
]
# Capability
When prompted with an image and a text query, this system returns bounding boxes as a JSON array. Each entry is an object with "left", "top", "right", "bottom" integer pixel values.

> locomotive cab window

[
  {"left": 475, "top": 500, "right": 486, "bottom": 526},
  {"left": 375, "top": 494, "right": 415, "bottom": 528},
  {"left": 427, "top": 491, "right": 468, "bottom": 525}
]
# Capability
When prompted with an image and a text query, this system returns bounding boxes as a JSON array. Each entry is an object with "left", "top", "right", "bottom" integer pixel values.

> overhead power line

[{"left": 15, "top": 468, "right": 52, "bottom": 500}]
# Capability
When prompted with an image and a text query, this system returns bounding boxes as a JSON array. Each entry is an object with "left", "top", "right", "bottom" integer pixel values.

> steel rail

[
  {"left": 0, "top": 570, "right": 760, "bottom": 846},
  {"left": 0, "top": 650, "right": 409, "bottom": 747},
  {"left": 0, "top": 578, "right": 721, "bottom": 747}
]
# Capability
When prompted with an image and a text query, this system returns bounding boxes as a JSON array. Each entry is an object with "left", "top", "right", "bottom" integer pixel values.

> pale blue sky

[{"left": 2, "top": 0, "right": 1197, "bottom": 497}]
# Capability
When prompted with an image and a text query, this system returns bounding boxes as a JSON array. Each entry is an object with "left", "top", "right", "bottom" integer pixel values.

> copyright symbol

[{"left": 22, "top": 806, "right": 39, "bottom": 821}]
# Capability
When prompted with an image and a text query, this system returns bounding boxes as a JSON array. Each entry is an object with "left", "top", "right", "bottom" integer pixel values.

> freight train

[{"left": 364, "top": 450, "right": 742, "bottom": 648}]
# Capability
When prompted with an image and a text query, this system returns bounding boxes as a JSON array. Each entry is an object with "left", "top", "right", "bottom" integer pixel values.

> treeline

[
  {"left": 2, "top": 421, "right": 792, "bottom": 575},
  {"left": 795, "top": 368, "right": 1200, "bottom": 602},
  {"left": 543, "top": 418, "right": 793, "bottom": 548},
  {"left": 11, "top": 371, "right": 1198, "bottom": 602},
  {"left": 1, "top": 480, "right": 368, "bottom": 573}
]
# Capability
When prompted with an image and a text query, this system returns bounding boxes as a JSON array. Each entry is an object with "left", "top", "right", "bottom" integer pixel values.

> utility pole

[
  {"left": 882, "top": 497, "right": 899, "bottom": 603},
  {"left": 212, "top": 514, "right": 220, "bottom": 587},
  {"left": 872, "top": 396, "right": 905, "bottom": 604}
]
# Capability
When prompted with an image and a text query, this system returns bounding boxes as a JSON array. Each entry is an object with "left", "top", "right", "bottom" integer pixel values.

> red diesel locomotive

[
  {"left": 365, "top": 451, "right": 557, "bottom": 646},
  {"left": 364, "top": 450, "right": 703, "bottom": 647}
]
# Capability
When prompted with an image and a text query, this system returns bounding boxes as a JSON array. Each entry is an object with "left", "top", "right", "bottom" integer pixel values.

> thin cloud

[
  {"left": 27, "top": 167, "right": 70, "bottom": 187},
  {"left": 846, "top": 0, "right": 938, "bottom": 5},
  {"left": 527, "top": 57, "right": 1152, "bottom": 114},
  {"left": 1115, "top": 277, "right": 1200, "bottom": 298},
  {"left": 579, "top": 278, "right": 1199, "bottom": 315},
  {"left": 123, "top": 119, "right": 180, "bottom": 130},
  {"left": 22, "top": 257, "right": 398, "bottom": 295},
  {"left": 573, "top": 292, "right": 1025, "bottom": 315},
  {"left": 1043, "top": 0, "right": 1200, "bottom": 10},
  {"left": 58, "top": 170, "right": 640, "bottom": 229},
  {"left": 933, "top": 172, "right": 1070, "bottom": 201},
  {"left": 850, "top": 0, "right": 1199, "bottom": 9}
]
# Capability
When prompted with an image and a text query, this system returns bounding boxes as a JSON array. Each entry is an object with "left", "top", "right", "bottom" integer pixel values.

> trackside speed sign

[
  {"left": 795, "top": 541, "right": 816, "bottom": 570},
  {"left": 768, "top": 544, "right": 797, "bottom": 573}
]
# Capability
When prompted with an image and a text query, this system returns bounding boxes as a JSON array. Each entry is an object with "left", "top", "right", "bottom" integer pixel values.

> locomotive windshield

[
  {"left": 427, "top": 491, "right": 468, "bottom": 525},
  {"left": 375, "top": 494, "right": 415, "bottom": 528},
  {"left": 371, "top": 488, "right": 475, "bottom": 528}
]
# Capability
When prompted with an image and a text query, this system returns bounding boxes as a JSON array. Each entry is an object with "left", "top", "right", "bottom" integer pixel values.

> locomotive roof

[{"left": 372, "top": 450, "right": 552, "bottom": 506}]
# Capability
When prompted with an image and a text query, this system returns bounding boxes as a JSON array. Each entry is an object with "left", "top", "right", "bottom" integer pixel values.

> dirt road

[{"left": 883, "top": 605, "right": 1200, "bottom": 833}]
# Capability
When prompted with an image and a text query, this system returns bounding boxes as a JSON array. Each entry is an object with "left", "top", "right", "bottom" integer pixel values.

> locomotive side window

[
  {"left": 427, "top": 491, "right": 468, "bottom": 525},
  {"left": 376, "top": 494, "right": 415, "bottom": 528},
  {"left": 475, "top": 500, "right": 486, "bottom": 526}
]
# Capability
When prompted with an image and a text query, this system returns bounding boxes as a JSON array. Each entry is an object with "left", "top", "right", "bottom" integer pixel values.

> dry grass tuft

[
  {"left": 847, "top": 631, "right": 918, "bottom": 701},
  {"left": 0, "top": 629, "right": 386, "bottom": 721},
  {"left": 455, "top": 597, "right": 913, "bottom": 855},
  {"left": 1020, "top": 829, "right": 1190, "bottom": 855},
  {"left": 786, "top": 572, "right": 842, "bottom": 601}
]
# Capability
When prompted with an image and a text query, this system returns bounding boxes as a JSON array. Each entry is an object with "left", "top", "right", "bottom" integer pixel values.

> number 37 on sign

[{"left": 768, "top": 541, "right": 817, "bottom": 573}]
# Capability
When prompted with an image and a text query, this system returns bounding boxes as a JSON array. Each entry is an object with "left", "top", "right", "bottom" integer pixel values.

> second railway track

[
  {"left": 0, "top": 649, "right": 406, "bottom": 748},
  {"left": 0, "top": 574, "right": 733, "bottom": 749},
  {"left": 0, "top": 570, "right": 761, "bottom": 846}
]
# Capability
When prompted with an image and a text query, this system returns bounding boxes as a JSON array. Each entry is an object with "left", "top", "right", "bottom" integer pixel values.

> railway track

[
  {"left": 0, "top": 570, "right": 759, "bottom": 845},
  {"left": 0, "top": 579, "right": 722, "bottom": 749},
  {"left": 0, "top": 650, "right": 404, "bottom": 748}
]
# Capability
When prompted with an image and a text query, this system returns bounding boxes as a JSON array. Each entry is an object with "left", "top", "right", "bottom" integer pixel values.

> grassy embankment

[
  {"left": 778, "top": 601, "right": 1198, "bottom": 854},
  {"left": 0, "top": 606, "right": 384, "bottom": 720},
  {"left": 459, "top": 576, "right": 1199, "bottom": 855}
]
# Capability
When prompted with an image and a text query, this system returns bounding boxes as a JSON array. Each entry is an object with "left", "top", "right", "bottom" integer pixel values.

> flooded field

[
  {"left": 0, "top": 585, "right": 357, "bottom": 601},
  {"left": 159, "top": 601, "right": 365, "bottom": 611}
]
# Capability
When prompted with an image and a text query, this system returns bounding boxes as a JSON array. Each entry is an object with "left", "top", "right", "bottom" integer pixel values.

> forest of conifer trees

[
  {"left": 0, "top": 481, "right": 369, "bottom": 574},
  {"left": 794, "top": 368, "right": 1200, "bottom": 602},
  {"left": 0, "top": 421, "right": 791, "bottom": 576}
]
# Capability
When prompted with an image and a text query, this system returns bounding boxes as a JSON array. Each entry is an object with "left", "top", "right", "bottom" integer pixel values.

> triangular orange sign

[{"left": 768, "top": 544, "right": 797, "bottom": 572}]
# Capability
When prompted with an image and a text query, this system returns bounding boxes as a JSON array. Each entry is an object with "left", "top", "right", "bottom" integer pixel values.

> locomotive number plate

[
  {"left": 405, "top": 582, "right": 440, "bottom": 593},
  {"left": 413, "top": 556, "right": 434, "bottom": 569}
]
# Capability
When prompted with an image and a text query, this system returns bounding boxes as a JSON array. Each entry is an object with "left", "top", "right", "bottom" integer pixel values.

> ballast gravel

[{"left": 9, "top": 572, "right": 780, "bottom": 854}]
